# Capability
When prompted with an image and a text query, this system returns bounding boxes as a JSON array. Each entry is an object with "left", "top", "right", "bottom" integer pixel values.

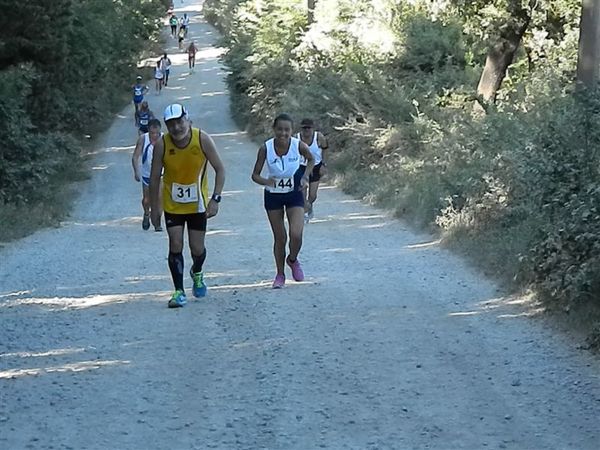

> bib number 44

[{"left": 271, "top": 177, "right": 293, "bottom": 193}]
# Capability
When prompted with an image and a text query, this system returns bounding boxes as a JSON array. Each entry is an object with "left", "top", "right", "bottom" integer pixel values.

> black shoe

[{"left": 142, "top": 213, "right": 150, "bottom": 230}]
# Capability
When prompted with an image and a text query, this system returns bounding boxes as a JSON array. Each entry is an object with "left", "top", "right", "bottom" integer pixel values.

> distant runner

[
  {"left": 154, "top": 61, "right": 164, "bottom": 94},
  {"left": 160, "top": 53, "right": 172, "bottom": 86},
  {"left": 135, "top": 101, "right": 155, "bottom": 135},
  {"left": 132, "top": 76, "right": 149, "bottom": 119},
  {"left": 169, "top": 14, "right": 178, "bottom": 38},
  {"left": 187, "top": 41, "right": 197, "bottom": 72},
  {"left": 180, "top": 13, "right": 190, "bottom": 37},
  {"left": 178, "top": 26, "right": 185, "bottom": 50}
]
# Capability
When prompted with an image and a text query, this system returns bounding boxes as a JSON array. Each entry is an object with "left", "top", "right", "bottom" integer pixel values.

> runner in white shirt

[
  {"left": 154, "top": 60, "right": 164, "bottom": 94},
  {"left": 132, "top": 119, "right": 163, "bottom": 231},
  {"left": 181, "top": 13, "right": 190, "bottom": 36},
  {"left": 160, "top": 53, "right": 172, "bottom": 86},
  {"left": 251, "top": 113, "right": 315, "bottom": 288},
  {"left": 297, "top": 117, "right": 329, "bottom": 222}
]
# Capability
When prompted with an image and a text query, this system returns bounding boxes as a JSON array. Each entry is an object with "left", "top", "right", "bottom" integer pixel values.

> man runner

[
  {"left": 150, "top": 104, "right": 226, "bottom": 308},
  {"left": 297, "top": 118, "right": 329, "bottom": 222}
]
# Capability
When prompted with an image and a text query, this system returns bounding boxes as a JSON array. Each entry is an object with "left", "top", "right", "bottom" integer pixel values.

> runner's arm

[
  {"left": 251, "top": 145, "right": 273, "bottom": 187},
  {"left": 200, "top": 130, "right": 226, "bottom": 218},
  {"left": 149, "top": 137, "right": 165, "bottom": 225},
  {"left": 299, "top": 141, "right": 314, "bottom": 187},
  {"left": 317, "top": 131, "right": 329, "bottom": 166},
  {"left": 131, "top": 135, "right": 144, "bottom": 182},
  {"left": 200, "top": 130, "right": 225, "bottom": 197}
]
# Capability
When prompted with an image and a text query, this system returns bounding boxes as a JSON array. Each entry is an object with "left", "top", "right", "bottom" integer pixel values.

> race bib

[
  {"left": 171, "top": 182, "right": 198, "bottom": 203},
  {"left": 270, "top": 177, "right": 294, "bottom": 193}
]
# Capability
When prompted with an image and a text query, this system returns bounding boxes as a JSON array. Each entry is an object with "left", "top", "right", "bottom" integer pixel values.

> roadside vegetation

[
  {"left": 0, "top": 0, "right": 169, "bottom": 242},
  {"left": 204, "top": 0, "right": 600, "bottom": 339}
]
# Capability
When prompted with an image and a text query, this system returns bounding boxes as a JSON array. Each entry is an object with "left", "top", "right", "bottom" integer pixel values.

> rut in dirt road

[{"left": 1, "top": 1, "right": 600, "bottom": 449}]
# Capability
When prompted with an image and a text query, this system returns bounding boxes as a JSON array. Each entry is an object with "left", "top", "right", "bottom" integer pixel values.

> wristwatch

[{"left": 211, "top": 193, "right": 222, "bottom": 203}]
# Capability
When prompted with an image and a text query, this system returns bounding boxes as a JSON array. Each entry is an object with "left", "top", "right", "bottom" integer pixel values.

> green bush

[{"left": 206, "top": 0, "right": 600, "bottom": 315}]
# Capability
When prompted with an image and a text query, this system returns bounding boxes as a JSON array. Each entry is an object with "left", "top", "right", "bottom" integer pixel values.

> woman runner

[{"left": 251, "top": 113, "right": 315, "bottom": 288}]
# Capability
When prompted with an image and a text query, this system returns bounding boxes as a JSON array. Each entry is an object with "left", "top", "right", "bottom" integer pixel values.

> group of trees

[
  {"left": 0, "top": 0, "right": 168, "bottom": 209},
  {"left": 205, "top": 0, "right": 600, "bottom": 315}
]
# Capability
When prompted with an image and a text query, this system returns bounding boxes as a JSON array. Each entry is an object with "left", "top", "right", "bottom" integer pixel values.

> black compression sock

[
  {"left": 168, "top": 252, "right": 184, "bottom": 291},
  {"left": 191, "top": 249, "right": 207, "bottom": 274}
]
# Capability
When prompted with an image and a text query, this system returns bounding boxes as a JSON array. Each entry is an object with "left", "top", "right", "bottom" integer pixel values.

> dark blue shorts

[{"left": 264, "top": 189, "right": 304, "bottom": 211}]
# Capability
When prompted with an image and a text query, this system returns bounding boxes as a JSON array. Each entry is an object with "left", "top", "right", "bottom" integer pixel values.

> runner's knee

[
  {"left": 274, "top": 232, "right": 287, "bottom": 247},
  {"left": 289, "top": 228, "right": 303, "bottom": 244},
  {"left": 168, "top": 236, "right": 184, "bottom": 253}
]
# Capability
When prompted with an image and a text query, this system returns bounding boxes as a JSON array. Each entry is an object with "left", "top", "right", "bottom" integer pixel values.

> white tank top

[
  {"left": 297, "top": 131, "right": 322, "bottom": 165},
  {"left": 264, "top": 137, "right": 301, "bottom": 193},
  {"left": 141, "top": 132, "right": 162, "bottom": 178}
]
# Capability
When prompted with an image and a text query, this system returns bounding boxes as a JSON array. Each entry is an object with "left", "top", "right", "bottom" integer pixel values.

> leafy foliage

[
  {"left": 207, "top": 0, "right": 599, "bottom": 313},
  {"left": 0, "top": 0, "right": 168, "bottom": 209}
]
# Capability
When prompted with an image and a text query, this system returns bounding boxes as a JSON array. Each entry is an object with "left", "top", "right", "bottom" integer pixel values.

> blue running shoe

[
  {"left": 190, "top": 269, "right": 207, "bottom": 297},
  {"left": 168, "top": 290, "right": 187, "bottom": 308}
]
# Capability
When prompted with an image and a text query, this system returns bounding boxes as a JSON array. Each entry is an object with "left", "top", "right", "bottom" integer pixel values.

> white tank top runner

[
  {"left": 264, "top": 137, "right": 301, "bottom": 193},
  {"left": 297, "top": 131, "right": 322, "bottom": 165},
  {"left": 141, "top": 132, "right": 163, "bottom": 179}
]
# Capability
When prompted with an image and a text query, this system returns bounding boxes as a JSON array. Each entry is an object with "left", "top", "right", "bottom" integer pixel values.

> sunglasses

[{"left": 301, "top": 126, "right": 313, "bottom": 129}]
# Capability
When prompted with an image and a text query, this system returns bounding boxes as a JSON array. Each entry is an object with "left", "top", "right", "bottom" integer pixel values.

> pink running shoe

[
  {"left": 286, "top": 257, "right": 305, "bottom": 281},
  {"left": 272, "top": 274, "right": 285, "bottom": 289}
]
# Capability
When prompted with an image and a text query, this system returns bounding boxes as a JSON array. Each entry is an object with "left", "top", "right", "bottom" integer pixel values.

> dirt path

[{"left": 1, "top": 2, "right": 600, "bottom": 449}]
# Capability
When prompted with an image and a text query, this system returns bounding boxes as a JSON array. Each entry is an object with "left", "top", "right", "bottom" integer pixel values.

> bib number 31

[{"left": 171, "top": 182, "right": 198, "bottom": 203}]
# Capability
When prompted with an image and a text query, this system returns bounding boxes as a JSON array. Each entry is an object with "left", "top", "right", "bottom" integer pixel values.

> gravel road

[{"left": 1, "top": 2, "right": 600, "bottom": 449}]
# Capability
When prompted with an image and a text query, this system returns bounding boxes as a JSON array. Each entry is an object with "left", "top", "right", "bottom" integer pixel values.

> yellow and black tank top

[{"left": 162, "top": 128, "right": 209, "bottom": 214}]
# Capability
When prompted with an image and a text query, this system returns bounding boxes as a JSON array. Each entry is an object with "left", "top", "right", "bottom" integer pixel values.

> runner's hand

[
  {"left": 207, "top": 199, "right": 219, "bottom": 218},
  {"left": 300, "top": 175, "right": 310, "bottom": 189},
  {"left": 151, "top": 210, "right": 161, "bottom": 228}
]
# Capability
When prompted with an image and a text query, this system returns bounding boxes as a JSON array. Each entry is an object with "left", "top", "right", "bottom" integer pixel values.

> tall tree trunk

[
  {"left": 307, "top": 0, "right": 316, "bottom": 25},
  {"left": 477, "top": 9, "right": 531, "bottom": 106},
  {"left": 576, "top": 0, "right": 600, "bottom": 88}
]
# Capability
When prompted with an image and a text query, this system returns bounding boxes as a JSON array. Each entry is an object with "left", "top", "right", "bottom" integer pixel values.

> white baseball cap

[{"left": 164, "top": 103, "right": 187, "bottom": 121}]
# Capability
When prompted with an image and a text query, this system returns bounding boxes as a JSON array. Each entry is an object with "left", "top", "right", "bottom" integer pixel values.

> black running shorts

[{"left": 164, "top": 212, "right": 207, "bottom": 231}]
